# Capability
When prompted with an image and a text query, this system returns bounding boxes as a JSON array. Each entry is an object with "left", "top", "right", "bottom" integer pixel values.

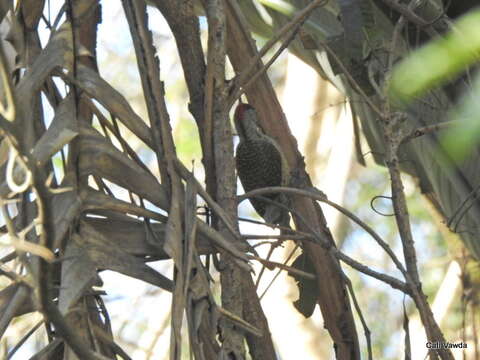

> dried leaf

[
  {"left": 81, "top": 188, "right": 166, "bottom": 222},
  {"left": 75, "top": 65, "right": 153, "bottom": 148},
  {"left": 28, "top": 338, "right": 63, "bottom": 360},
  {"left": 78, "top": 123, "right": 169, "bottom": 209},
  {"left": 51, "top": 189, "right": 82, "bottom": 249},
  {"left": 183, "top": 175, "right": 198, "bottom": 295},
  {"left": 193, "top": 298, "right": 210, "bottom": 333},
  {"left": 196, "top": 223, "right": 251, "bottom": 270},
  {"left": 15, "top": 22, "right": 73, "bottom": 103},
  {"left": 32, "top": 94, "right": 78, "bottom": 166},
  {"left": 58, "top": 239, "right": 100, "bottom": 315},
  {"left": 19, "top": 0, "right": 45, "bottom": 30},
  {"left": 0, "top": 282, "right": 35, "bottom": 319},
  {"left": 288, "top": 251, "right": 317, "bottom": 318},
  {"left": 0, "top": 138, "right": 9, "bottom": 167},
  {"left": 83, "top": 217, "right": 214, "bottom": 260},
  {"left": 0, "top": 1, "right": 12, "bottom": 23},
  {"left": 78, "top": 222, "right": 174, "bottom": 291}
]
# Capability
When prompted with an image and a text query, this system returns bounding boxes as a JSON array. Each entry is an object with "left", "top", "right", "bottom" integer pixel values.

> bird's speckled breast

[{"left": 236, "top": 139, "right": 283, "bottom": 216}]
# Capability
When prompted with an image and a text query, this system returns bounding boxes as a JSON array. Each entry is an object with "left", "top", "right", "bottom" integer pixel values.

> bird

[
  {"left": 233, "top": 102, "right": 317, "bottom": 318},
  {"left": 233, "top": 103, "right": 290, "bottom": 228}
]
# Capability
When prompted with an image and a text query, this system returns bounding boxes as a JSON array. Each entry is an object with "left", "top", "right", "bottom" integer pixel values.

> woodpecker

[
  {"left": 234, "top": 103, "right": 318, "bottom": 318},
  {"left": 233, "top": 103, "right": 290, "bottom": 227}
]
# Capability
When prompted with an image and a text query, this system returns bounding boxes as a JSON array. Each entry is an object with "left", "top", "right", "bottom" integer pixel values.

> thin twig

[
  {"left": 6, "top": 320, "right": 44, "bottom": 360},
  {"left": 239, "top": 186, "right": 409, "bottom": 277},
  {"left": 254, "top": 240, "right": 278, "bottom": 289},
  {"left": 249, "top": 254, "right": 315, "bottom": 280},
  {"left": 241, "top": 234, "right": 310, "bottom": 241},
  {"left": 232, "top": 0, "right": 328, "bottom": 91},
  {"left": 400, "top": 120, "right": 457, "bottom": 145},
  {"left": 382, "top": 43, "right": 454, "bottom": 359},
  {"left": 217, "top": 306, "right": 262, "bottom": 337},
  {"left": 239, "top": 188, "right": 411, "bottom": 292},
  {"left": 226, "top": 0, "right": 328, "bottom": 113},
  {"left": 174, "top": 159, "right": 249, "bottom": 251},
  {"left": 227, "top": 1, "right": 324, "bottom": 109},
  {"left": 259, "top": 244, "right": 300, "bottom": 300},
  {"left": 344, "top": 276, "right": 373, "bottom": 360},
  {"left": 379, "top": 0, "right": 435, "bottom": 27}
]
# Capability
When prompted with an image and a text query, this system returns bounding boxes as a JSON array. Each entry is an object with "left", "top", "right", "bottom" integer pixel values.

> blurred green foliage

[
  {"left": 442, "top": 74, "right": 480, "bottom": 159},
  {"left": 389, "top": 9, "right": 480, "bottom": 160},
  {"left": 389, "top": 10, "right": 480, "bottom": 105}
]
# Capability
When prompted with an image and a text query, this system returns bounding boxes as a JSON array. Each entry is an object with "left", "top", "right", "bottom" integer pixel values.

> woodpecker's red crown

[{"left": 234, "top": 103, "right": 254, "bottom": 122}]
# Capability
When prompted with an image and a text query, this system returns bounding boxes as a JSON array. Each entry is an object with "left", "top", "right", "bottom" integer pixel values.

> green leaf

[
  {"left": 389, "top": 9, "right": 480, "bottom": 105},
  {"left": 441, "top": 73, "right": 480, "bottom": 160}
]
